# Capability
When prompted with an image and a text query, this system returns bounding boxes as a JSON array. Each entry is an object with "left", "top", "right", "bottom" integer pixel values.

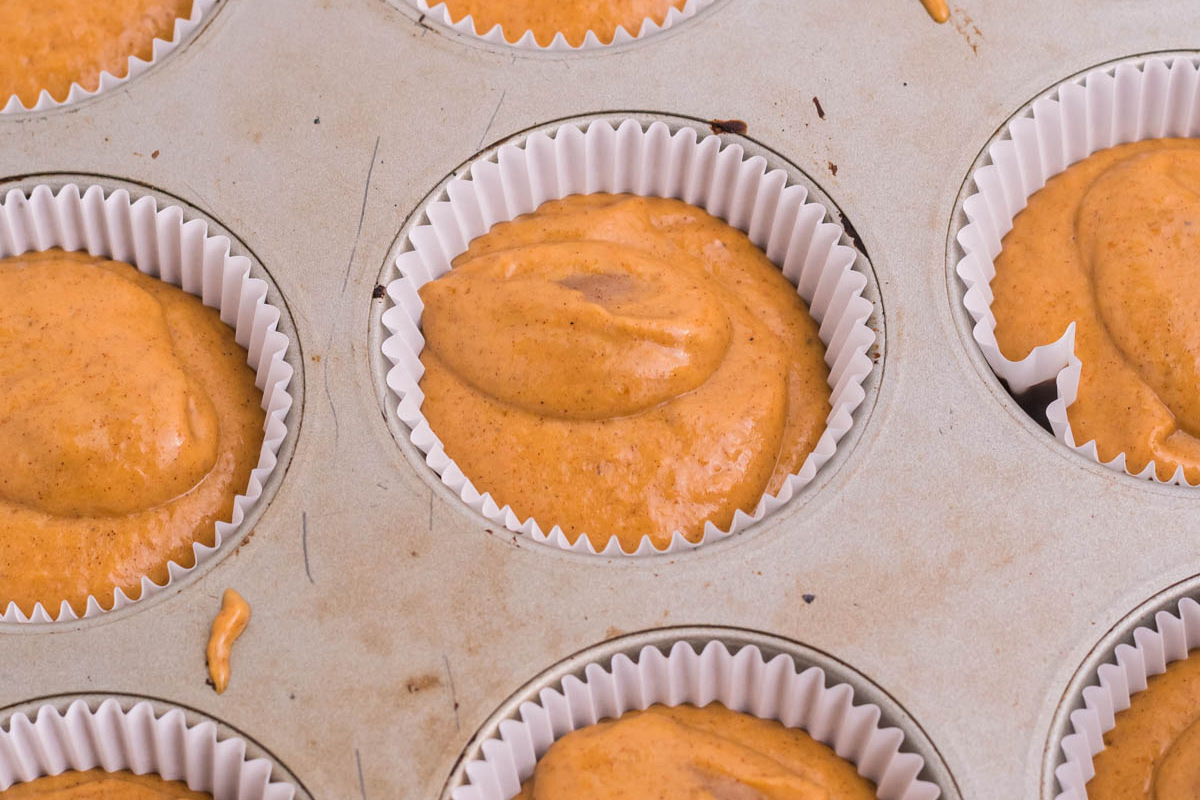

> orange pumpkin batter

[
  {"left": 418, "top": 194, "right": 831, "bottom": 550},
  {"left": 0, "top": 0, "right": 194, "bottom": 107},
  {"left": 433, "top": 0, "right": 686, "bottom": 46},
  {"left": 513, "top": 703, "right": 877, "bottom": 800},
  {"left": 0, "top": 250, "right": 264, "bottom": 617},
  {"left": 990, "top": 139, "right": 1200, "bottom": 482},
  {"left": 0, "top": 770, "right": 211, "bottom": 799},
  {"left": 1089, "top": 650, "right": 1200, "bottom": 799}
]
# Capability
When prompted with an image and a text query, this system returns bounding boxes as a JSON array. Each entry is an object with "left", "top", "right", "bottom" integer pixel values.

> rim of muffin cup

[
  {"left": 440, "top": 625, "right": 960, "bottom": 800},
  {"left": 0, "top": 693, "right": 307, "bottom": 799},
  {"left": 1044, "top": 574, "right": 1200, "bottom": 799},
  {"left": 408, "top": 0, "right": 717, "bottom": 51},
  {"left": 951, "top": 51, "right": 1200, "bottom": 488},
  {"left": 375, "top": 113, "right": 882, "bottom": 558},
  {"left": 0, "top": 178, "right": 297, "bottom": 626},
  {"left": 0, "top": 0, "right": 217, "bottom": 115}
]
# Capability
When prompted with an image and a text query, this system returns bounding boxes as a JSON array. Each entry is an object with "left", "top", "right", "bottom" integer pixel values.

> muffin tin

[{"left": 1, "top": 0, "right": 1199, "bottom": 798}]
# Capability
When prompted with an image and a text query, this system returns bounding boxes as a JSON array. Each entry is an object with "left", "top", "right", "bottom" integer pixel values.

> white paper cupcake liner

[
  {"left": 0, "top": 697, "right": 295, "bottom": 799},
  {"left": 1054, "top": 596, "right": 1200, "bottom": 799},
  {"left": 380, "top": 118, "right": 876, "bottom": 556},
  {"left": 411, "top": 0, "right": 714, "bottom": 50},
  {"left": 955, "top": 54, "right": 1200, "bottom": 485},
  {"left": 1, "top": 0, "right": 215, "bottom": 114},
  {"left": 451, "top": 638, "right": 941, "bottom": 800},
  {"left": 0, "top": 183, "right": 294, "bottom": 623}
]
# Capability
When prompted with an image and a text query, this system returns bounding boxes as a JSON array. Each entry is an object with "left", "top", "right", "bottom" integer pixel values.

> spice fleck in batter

[
  {"left": 0, "top": 250, "right": 265, "bottom": 617},
  {"left": 513, "top": 704, "right": 877, "bottom": 800},
  {"left": 990, "top": 140, "right": 1200, "bottom": 482},
  {"left": 418, "top": 194, "right": 831, "bottom": 551},
  {"left": 0, "top": 0, "right": 194, "bottom": 106},
  {"left": 433, "top": 0, "right": 686, "bottom": 46},
  {"left": 0, "top": 770, "right": 211, "bottom": 799}
]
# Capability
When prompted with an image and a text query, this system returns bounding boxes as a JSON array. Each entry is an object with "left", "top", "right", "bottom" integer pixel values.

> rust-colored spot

[
  {"left": 812, "top": 97, "right": 826, "bottom": 120},
  {"left": 310, "top": 354, "right": 322, "bottom": 363},
  {"left": 151, "top": 150, "right": 160, "bottom": 159},
  {"left": 709, "top": 119, "right": 748, "bottom": 135},
  {"left": 406, "top": 674, "right": 442, "bottom": 693},
  {"left": 827, "top": 161, "right": 838, "bottom": 176},
  {"left": 605, "top": 626, "right": 626, "bottom": 639}
]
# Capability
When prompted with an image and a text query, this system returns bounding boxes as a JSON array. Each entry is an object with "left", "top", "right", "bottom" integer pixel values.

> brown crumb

[
  {"left": 812, "top": 97, "right": 825, "bottom": 120},
  {"left": 709, "top": 119, "right": 748, "bottom": 135},
  {"left": 827, "top": 161, "right": 838, "bottom": 176},
  {"left": 802, "top": 594, "right": 815, "bottom": 604},
  {"left": 372, "top": 284, "right": 386, "bottom": 299},
  {"left": 151, "top": 150, "right": 160, "bottom": 159},
  {"left": 310, "top": 354, "right": 322, "bottom": 363}
]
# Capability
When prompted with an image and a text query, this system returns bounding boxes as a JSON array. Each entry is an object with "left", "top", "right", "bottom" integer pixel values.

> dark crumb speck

[
  {"left": 204, "top": 678, "right": 215, "bottom": 688},
  {"left": 709, "top": 118, "right": 748, "bottom": 135},
  {"left": 802, "top": 594, "right": 815, "bottom": 604},
  {"left": 151, "top": 150, "right": 160, "bottom": 159},
  {"left": 289, "top": 693, "right": 296, "bottom": 700},
  {"left": 812, "top": 97, "right": 825, "bottom": 120},
  {"left": 313, "top": 117, "right": 320, "bottom": 125},
  {"left": 372, "top": 283, "right": 386, "bottom": 299}
]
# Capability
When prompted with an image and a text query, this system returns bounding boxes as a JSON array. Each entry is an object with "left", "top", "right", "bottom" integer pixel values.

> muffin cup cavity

[
  {"left": 1053, "top": 595, "right": 1200, "bottom": 799},
  {"left": 0, "top": 0, "right": 216, "bottom": 114},
  {"left": 410, "top": 0, "right": 714, "bottom": 51},
  {"left": 0, "top": 183, "right": 294, "bottom": 624},
  {"left": 444, "top": 631, "right": 945, "bottom": 800},
  {"left": 0, "top": 697, "right": 295, "bottom": 799},
  {"left": 379, "top": 117, "right": 876, "bottom": 556},
  {"left": 955, "top": 54, "right": 1200, "bottom": 485}
]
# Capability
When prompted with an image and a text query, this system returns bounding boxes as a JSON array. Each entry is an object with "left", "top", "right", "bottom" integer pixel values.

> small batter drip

[
  {"left": 920, "top": 0, "right": 949, "bottom": 23},
  {"left": 207, "top": 589, "right": 251, "bottom": 695}
]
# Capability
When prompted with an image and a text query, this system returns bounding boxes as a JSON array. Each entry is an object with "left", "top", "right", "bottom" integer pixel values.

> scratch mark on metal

[
  {"left": 322, "top": 362, "right": 340, "bottom": 449},
  {"left": 342, "top": 135, "right": 381, "bottom": 293},
  {"left": 355, "top": 747, "right": 367, "bottom": 800},
  {"left": 302, "top": 511, "right": 315, "bottom": 584},
  {"left": 442, "top": 653, "right": 461, "bottom": 731},
  {"left": 477, "top": 89, "right": 507, "bottom": 150}
]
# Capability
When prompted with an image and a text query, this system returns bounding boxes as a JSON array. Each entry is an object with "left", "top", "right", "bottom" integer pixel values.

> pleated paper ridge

[
  {"left": 1, "top": 0, "right": 215, "bottom": 114},
  {"left": 380, "top": 118, "right": 876, "bottom": 556},
  {"left": 412, "top": 0, "right": 714, "bottom": 51},
  {"left": 0, "top": 698, "right": 295, "bottom": 799},
  {"left": 1054, "top": 597, "right": 1200, "bottom": 799},
  {"left": 955, "top": 55, "right": 1200, "bottom": 485},
  {"left": 451, "top": 640, "right": 940, "bottom": 800},
  {"left": 0, "top": 184, "right": 294, "bottom": 623}
]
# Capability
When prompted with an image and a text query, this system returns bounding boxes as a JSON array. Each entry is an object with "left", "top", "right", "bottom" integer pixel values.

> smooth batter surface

[
  {"left": 0, "top": 250, "right": 264, "bottom": 616},
  {"left": 0, "top": 0, "right": 193, "bottom": 106},
  {"left": 434, "top": 0, "right": 686, "bottom": 46},
  {"left": 207, "top": 588, "right": 251, "bottom": 694},
  {"left": 1089, "top": 651, "right": 1200, "bottom": 799},
  {"left": 418, "top": 194, "right": 831, "bottom": 550},
  {"left": 0, "top": 770, "right": 211, "bottom": 799},
  {"left": 990, "top": 139, "right": 1200, "bottom": 482},
  {"left": 512, "top": 703, "right": 877, "bottom": 800}
]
